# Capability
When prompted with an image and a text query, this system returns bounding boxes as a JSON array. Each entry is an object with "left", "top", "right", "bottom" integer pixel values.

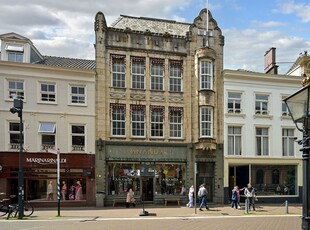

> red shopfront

[{"left": 0, "top": 152, "right": 95, "bottom": 207}]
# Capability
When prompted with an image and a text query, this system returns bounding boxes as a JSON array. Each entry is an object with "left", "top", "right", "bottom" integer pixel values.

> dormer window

[{"left": 6, "top": 44, "right": 24, "bottom": 62}]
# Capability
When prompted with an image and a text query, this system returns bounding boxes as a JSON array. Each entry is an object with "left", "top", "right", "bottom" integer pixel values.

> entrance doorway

[{"left": 141, "top": 177, "right": 153, "bottom": 201}]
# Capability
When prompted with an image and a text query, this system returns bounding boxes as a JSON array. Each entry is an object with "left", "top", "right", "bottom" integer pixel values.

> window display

[
  {"left": 251, "top": 165, "right": 296, "bottom": 195},
  {"left": 155, "top": 163, "right": 186, "bottom": 195},
  {"left": 107, "top": 162, "right": 186, "bottom": 197},
  {"left": 108, "top": 163, "right": 141, "bottom": 196}
]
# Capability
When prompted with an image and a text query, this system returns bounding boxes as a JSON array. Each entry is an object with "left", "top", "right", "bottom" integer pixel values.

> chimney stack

[{"left": 264, "top": 47, "right": 278, "bottom": 74}]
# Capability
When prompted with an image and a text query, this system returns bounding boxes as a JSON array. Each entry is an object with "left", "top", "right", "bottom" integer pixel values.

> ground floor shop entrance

[
  {"left": 0, "top": 152, "right": 95, "bottom": 206},
  {"left": 142, "top": 177, "right": 153, "bottom": 201}
]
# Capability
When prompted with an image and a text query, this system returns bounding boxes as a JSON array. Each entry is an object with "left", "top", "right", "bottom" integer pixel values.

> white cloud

[
  {"left": 223, "top": 27, "right": 308, "bottom": 74},
  {"left": 277, "top": 0, "right": 310, "bottom": 23}
]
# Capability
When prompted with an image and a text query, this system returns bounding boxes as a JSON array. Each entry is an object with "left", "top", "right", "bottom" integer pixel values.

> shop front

[
  {"left": 0, "top": 152, "right": 95, "bottom": 207},
  {"left": 225, "top": 158, "right": 302, "bottom": 204},
  {"left": 98, "top": 141, "right": 190, "bottom": 206}
]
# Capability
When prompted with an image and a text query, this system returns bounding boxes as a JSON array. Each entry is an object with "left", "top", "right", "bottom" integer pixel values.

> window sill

[{"left": 225, "top": 113, "right": 246, "bottom": 118}]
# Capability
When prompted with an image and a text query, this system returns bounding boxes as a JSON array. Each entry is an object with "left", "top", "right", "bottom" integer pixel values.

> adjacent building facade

[
  {"left": 223, "top": 49, "right": 305, "bottom": 203},
  {"left": 94, "top": 9, "right": 225, "bottom": 205},
  {"left": 0, "top": 33, "right": 96, "bottom": 206}
]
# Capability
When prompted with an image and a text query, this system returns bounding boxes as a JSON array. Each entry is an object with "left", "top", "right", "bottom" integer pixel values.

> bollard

[
  {"left": 285, "top": 200, "right": 289, "bottom": 214},
  {"left": 244, "top": 198, "right": 249, "bottom": 214}
]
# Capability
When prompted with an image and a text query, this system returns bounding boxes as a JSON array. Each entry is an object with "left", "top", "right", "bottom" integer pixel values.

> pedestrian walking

[
  {"left": 197, "top": 183, "right": 209, "bottom": 211},
  {"left": 126, "top": 184, "right": 136, "bottom": 208},
  {"left": 231, "top": 186, "right": 238, "bottom": 209},
  {"left": 244, "top": 183, "right": 256, "bottom": 211},
  {"left": 186, "top": 185, "right": 194, "bottom": 208}
]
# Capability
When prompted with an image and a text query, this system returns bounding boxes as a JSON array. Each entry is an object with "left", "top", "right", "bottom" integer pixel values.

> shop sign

[{"left": 26, "top": 157, "right": 67, "bottom": 165}]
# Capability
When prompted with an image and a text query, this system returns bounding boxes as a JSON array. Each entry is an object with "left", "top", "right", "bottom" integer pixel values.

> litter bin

[{"left": 96, "top": 192, "right": 105, "bottom": 207}]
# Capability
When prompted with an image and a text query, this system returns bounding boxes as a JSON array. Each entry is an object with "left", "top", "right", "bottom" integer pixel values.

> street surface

[
  {"left": 0, "top": 215, "right": 301, "bottom": 230},
  {"left": 0, "top": 204, "right": 303, "bottom": 230}
]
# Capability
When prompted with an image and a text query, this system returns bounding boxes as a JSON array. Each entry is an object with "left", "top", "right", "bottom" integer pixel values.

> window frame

[
  {"left": 38, "top": 123, "right": 56, "bottom": 150},
  {"left": 131, "top": 58, "right": 145, "bottom": 90},
  {"left": 199, "top": 60, "right": 213, "bottom": 90},
  {"left": 150, "top": 106, "right": 164, "bottom": 138},
  {"left": 131, "top": 106, "right": 145, "bottom": 138},
  {"left": 255, "top": 94, "right": 269, "bottom": 115},
  {"left": 8, "top": 52, "right": 23, "bottom": 62},
  {"left": 169, "top": 61, "right": 182, "bottom": 92},
  {"left": 111, "top": 56, "right": 126, "bottom": 88},
  {"left": 71, "top": 125, "right": 85, "bottom": 151},
  {"left": 256, "top": 127, "right": 269, "bottom": 156},
  {"left": 70, "top": 85, "right": 86, "bottom": 105},
  {"left": 227, "top": 126, "right": 242, "bottom": 155},
  {"left": 9, "top": 122, "right": 24, "bottom": 150},
  {"left": 282, "top": 128, "right": 295, "bottom": 157},
  {"left": 169, "top": 107, "right": 183, "bottom": 139},
  {"left": 8, "top": 80, "right": 24, "bottom": 100},
  {"left": 200, "top": 106, "right": 213, "bottom": 138},
  {"left": 281, "top": 95, "right": 290, "bottom": 116},
  {"left": 111, "top": 104, "right": 126, "bottom": 137},
  {"left": 39, "top": 82, "right": 56, "bottom": 103},
  {"left": 227, "top": 92, "right": 241, "bottom": 114},
  {"left": 150, "top": 59, "right": 164, "bottom": 91}
]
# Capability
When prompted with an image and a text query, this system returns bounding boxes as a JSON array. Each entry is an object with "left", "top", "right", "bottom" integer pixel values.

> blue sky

[{"left": 0, "top": 0, "right": 309, "bottom": 74}]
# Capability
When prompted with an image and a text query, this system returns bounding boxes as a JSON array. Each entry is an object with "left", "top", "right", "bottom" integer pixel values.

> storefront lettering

[
  {"left": 26, "top": 157, "right": 66, "bottom": 165},
  {"left": 129, "top": 149, "right": 167, "bottom": 156}
]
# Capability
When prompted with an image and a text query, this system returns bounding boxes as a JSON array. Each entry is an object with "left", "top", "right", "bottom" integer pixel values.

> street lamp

[
  {"left": 10, "top": 98, "right": 24, "bottom": 219},
  {"left": 284, "top": 77, "right": 310, "bottom": 230}
]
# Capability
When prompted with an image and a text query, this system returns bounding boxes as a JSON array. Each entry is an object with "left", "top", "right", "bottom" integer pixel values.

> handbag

[{"left": 131, "top": 197, "right": 135, "bottom": 203}]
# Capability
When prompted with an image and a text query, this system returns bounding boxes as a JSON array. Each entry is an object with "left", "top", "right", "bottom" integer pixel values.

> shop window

[
  {"left": 71, "top": 125, "right": 85, "bottom": 151},
  {"left": 251, "top": 165, "right": 296, "bottom": 196},
  {"left": 25, "top": 178, "right": 86, "bottom": 201},
  {"left": 39, "top": 123, "right": 56, "bottom": 150},
  {"left": 107, "top": 163, "right": 141, "bottom": 196},
  {"left": 107, "top": 162, "right": 186, "bottom": 197},
  {"left": 155, "top": 163, "right": 186, "bottom": 195}
]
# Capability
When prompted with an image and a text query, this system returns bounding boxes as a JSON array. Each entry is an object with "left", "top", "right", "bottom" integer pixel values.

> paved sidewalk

[{"left": 23, "top": 203, "right": 302, "bottom": 220}]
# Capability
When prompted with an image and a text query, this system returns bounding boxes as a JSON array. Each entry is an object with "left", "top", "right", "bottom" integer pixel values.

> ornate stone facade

[{"left": 94, "top": 9, "right": 225, "bottom": 204}]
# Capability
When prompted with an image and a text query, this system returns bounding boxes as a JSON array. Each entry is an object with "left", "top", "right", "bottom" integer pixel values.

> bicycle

[
  {"left": 0, "top": 195, "right": 16, "bottom": 217},
  {"left": 7, "top": 200, "right": 34, "bottom": 219}
]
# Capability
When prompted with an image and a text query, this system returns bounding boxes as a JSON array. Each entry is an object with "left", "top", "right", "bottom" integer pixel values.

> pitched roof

[
  {"left": 111, "top": 15, "right": 191, "bottom": 37},
  {"left": 36, "top": 56, "right": 95, "bottom": 71}
]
